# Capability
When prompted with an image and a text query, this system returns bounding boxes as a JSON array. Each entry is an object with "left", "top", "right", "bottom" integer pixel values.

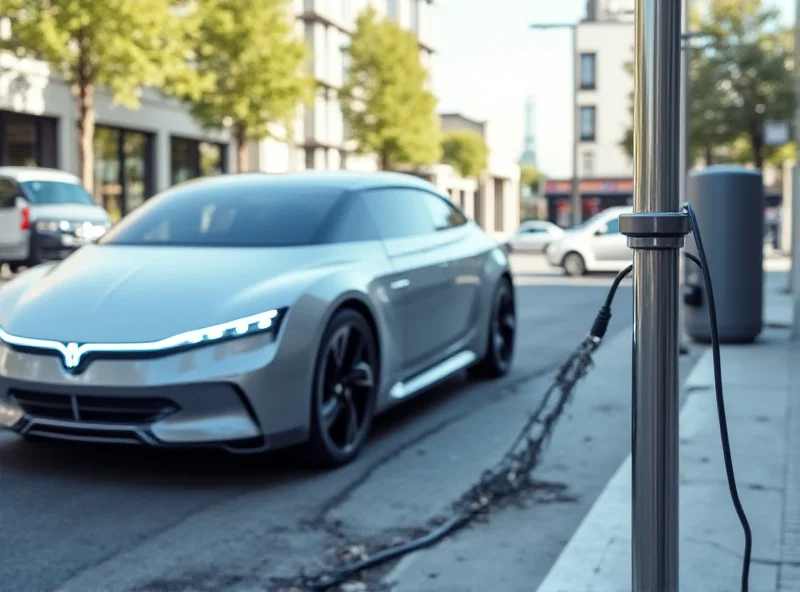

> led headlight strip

[{"left": 0, "top": 309, "right": 281, "bottom": 369}]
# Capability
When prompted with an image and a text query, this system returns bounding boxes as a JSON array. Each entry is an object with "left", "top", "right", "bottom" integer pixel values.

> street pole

[
  {"left": 571, "top": 25, "right": 582, "bottom": 226},
  {"left": 678, "top": 0, "right": 691, "bottom": 356},
  {"left": 619, "top": 0, "right": 687, "bottom": 588},
  {"left": 791, "top": 0, "right": 800, "bottom": 339}
]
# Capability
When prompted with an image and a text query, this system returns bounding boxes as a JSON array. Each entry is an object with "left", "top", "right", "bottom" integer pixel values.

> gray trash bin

[{"left": 683, "top": 165, "right": 764, "bottom": 343}]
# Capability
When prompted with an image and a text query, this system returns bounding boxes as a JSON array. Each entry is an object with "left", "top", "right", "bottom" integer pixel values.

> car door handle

[{"left": 390, "top": 279, "right": 410, "bottom": 290}]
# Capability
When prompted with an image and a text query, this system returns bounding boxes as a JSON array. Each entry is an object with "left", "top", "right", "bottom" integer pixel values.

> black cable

[
  {"left": 302, "top": 271, "right": 634, "bottom": 590},
  {"left": 683, "top": 203, "right": 752, "bottom": 592},
  {"left": 590, "top": 264, "right": 633, "bottom": 341}
]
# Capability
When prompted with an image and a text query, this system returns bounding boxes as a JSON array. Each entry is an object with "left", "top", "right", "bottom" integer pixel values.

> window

[
  {"left": 387, "top": 0, "right": 398, "bottom": 19},
  {"left": 0, "top": 178, "right": 18, "bottom": 208},
  {"left": 604, "top": 218, "right": 620, "bottom": 234},
  {"left": 580, "top": 106, "right": 596, "bottom": 141},
  {"left": 20, "top": 181, "right": 94, "bottom": 206},
  {"left": 93, "top": 126, "right": 154, "bottom": 222},
  {"left": 326, "top": 194, "right": 380, "bottom": 243},
  {"left": 522, "top": 225, "right": 545, "bottom": 234},
  {"left": 411, "top": 0, "right": 420, "bottom": 33},
  {"left": 580, "top": 53, "right": 596, "bottom": 90},
  {"left": 171, "top": 137, "right": 226, "bottom": 186},
  {"left": 361, "top": 188, "right": 435, "bottom": 239},
  {"left": 0, "top": 111, "right": 58, "bottom": 168},
  {"left": 305, "top": 148, "right": 316, "bottom": 170},
  {"left": 582, "top": 150, "right": 594, "bottom": 177},
  {"left": 494, "top": 178, "right": 505, "bottom": 232},
  {"left": 421, "top": 191, "right": 467, "bottom": 230},
  {"left": 100, "top": 180, "right": 345, "bottom": 247}
]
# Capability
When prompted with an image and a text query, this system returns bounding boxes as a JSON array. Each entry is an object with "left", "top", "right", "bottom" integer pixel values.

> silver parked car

[
  {"left": 545, "top": 205, "right": 633, "bottom": 276},
  {"left": 0, "top": 167, "right": 112, "bottom": 272},
  {"left": 0, "top": 172, "right": 516, "bottom": 467},
  {"left": 506, "top": 220, "right": 564, "bottom": 253}
]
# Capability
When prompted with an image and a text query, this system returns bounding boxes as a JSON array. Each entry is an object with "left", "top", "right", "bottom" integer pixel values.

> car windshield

[
  {"left": 99, "top": 180, "right": 343, "bottom": 247},
  {"left": 21, "top": 180, "right": 95, "bottom": 206}
]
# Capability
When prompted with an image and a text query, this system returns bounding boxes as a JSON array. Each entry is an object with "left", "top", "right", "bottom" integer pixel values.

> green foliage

[
  {"left": 519, "top": 164, "right": 544, "bottom": 194},
  {"left": 620, "top": 0, "right": 794, "bottom": 170},
  {"left": 441, "top": 130, "right": 488, "bottom": 178},
  {"left": 184, "top": 0, "right": 312, "bottom": 162},
  {"left": 341, "top": 7, "right": 441, "bottom": 170},
  {"left": 0, "top": 0, "right": 200, "bottom": 107}
]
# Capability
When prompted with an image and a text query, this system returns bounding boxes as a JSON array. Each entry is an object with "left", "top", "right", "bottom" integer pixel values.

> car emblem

[{"left": 63, "top": 342, "right": 82, "bottom": 371}]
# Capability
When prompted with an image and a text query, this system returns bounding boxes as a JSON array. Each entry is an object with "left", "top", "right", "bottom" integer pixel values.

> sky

[{"left": 429, "top": 0, "right": 796, "bottom": 179}]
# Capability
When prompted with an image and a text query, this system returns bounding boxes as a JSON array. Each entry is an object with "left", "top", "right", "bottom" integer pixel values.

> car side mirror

[{"left": 594, "top": 224, "right": 608, "bottom": 236}]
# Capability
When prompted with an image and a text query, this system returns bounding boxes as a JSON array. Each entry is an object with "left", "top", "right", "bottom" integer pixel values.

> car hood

[
  {"left": 0, "top": 244, "right": 370, "bottom": 343},
  {"left": 31, "top": 203, "right": 110, "bottom": 224}
]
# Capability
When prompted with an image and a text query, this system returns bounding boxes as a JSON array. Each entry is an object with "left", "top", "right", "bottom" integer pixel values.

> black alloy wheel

[
  {"left": 306, "top": 308, "right": 378, "bottom": 467},
  {"left": 470, "top": 278, "right": 516, "bottom": 379}
]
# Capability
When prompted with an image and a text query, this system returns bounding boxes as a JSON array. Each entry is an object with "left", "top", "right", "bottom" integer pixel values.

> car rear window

[
  {"left": 99, "top": 179, "right": 345, "bottom": 247},
  {"left": 21, "top": 180, "right": 95, "bottom": 206}
]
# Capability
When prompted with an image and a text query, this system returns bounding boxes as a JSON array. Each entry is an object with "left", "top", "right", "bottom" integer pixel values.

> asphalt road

[{"left": 0, "top": 255, "right": 643, "bottom": 592}]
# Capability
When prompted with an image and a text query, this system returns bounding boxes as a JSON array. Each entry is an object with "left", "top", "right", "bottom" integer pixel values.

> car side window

[
  {"left": 360, "top": 188, "right": 436, "bottom": 239},
  {"left": 605, "top": 218, "right": 621, "bottom": 234},
  {"left": 523, "top": 226, "right": 544, "bottom": 234},
  {"left": 0, "top": 178, "right": 19, "bottom": 209},
  {"left": 420, "top": 191, "right": 467, "bottom": 231},
  {"left": 323, "top": 193, "right": 381, "bottom": 243}
]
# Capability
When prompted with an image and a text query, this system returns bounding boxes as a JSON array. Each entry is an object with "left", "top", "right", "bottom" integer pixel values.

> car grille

[{"left": 9, "top": 389, "right": 179, "bottom": 425}]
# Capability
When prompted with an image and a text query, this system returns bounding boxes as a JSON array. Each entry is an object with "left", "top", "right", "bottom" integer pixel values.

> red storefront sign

[{"left": 545, "top": 179, "right": 634, "bottom": 194}]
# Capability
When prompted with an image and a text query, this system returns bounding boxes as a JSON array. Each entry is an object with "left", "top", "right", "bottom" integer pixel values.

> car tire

[
  {"left": 304, "top": 308, "right": 379, "bottom": 468},
  {"left": 563, "top": 252, "right": 586, "bottom": 277},
  {"left": 469, "top": 277, "right": 516, "bottom": 380}
]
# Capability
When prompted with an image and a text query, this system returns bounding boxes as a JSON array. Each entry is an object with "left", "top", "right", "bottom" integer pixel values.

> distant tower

[{"left": 520, "top": 97, "right": 537, "bottom": 167}]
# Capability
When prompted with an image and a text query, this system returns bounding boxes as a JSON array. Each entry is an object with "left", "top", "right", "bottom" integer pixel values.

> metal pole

[
  {"left": 791, "top": 0, "right": 800, "bottom": 339},
  {"left": 620, "top": 0, "right": 687, "bottom": 588},
  {"left": 572, "top": 25, "right": 582, "bottom": 226},
  {"left": 678, "top": 0, "right": 691, "bottom": 355}
]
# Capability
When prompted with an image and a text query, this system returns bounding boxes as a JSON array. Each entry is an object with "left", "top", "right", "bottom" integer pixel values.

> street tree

[
  {"left": 520, "top": 164, "right": 544, "bottom": 195},
  {"left": 0, "top": 0, "right": 199, "bottom": 192},
  {"left": 184, "top": 0, "right": 312, "bottom": 173},
  {"left": 698, "top": 0, "right": 794, "bottom": 169},
  {"left": 441, "top": 130, "right": 488, "bottom": 178},
  {"left": 341, "top": 7, "right": 441, "bottom": 171}
]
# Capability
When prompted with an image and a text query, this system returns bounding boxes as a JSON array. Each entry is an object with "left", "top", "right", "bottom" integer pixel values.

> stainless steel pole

[
  {"left": 620, "top": 0, "right": 686, "bottom": 588},
  {"left": 678, "top": 0, "right": 691, "bottom": 355},
  {"left": 572, "top": 25, "right": 582, "bottom": 226},
  {"left": 791, "top": 0, "right": 800, "bottom": 339}
]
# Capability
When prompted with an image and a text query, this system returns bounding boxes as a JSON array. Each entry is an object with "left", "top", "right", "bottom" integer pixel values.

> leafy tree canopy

[
  {"left": 341, "top": 7, "right": 441, "bottom": 170},
  {"left": 441, "top": 130, "right": 488, "bottom": 178}
]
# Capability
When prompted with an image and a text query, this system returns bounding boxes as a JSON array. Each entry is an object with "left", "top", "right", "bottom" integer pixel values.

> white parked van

[{"left": 0, "top": 167, "right": 111, "bottom": 272}]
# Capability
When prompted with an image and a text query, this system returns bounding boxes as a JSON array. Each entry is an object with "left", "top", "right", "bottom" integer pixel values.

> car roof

[
  {"left": 170, "top": 171, "right": 442, "bottom": 196},
  {"left": 0, "top": 167, "right": 82, "bottom": 184}
]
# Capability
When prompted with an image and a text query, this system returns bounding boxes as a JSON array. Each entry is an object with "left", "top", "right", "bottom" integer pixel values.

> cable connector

[{"left": 590, "top": 305, "right": 612, "bottom": 341}]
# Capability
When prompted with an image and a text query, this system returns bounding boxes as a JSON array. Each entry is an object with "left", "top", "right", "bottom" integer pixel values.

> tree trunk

[
  {"left": 379, "top": 149, "right": 391, "bottom": 171},
  {"left": 704, "top": 145, "right": 713, "bottom": 166},
  {"left": 235, "top": 122, "right": 248, "bottom": 173},
  {"left": 77, "top": 82, "right": 95, "bottom": 193},
  {"left": 751, "top": 129, "right": 764, "bottom": 170}
]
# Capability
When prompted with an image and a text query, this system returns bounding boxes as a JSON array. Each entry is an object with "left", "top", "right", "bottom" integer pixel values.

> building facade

[
  {"left": 0, "top": 0, "right": 436, "bottom": 221},
  {"left": 545, "top": 0, "right": 635, "bottom": 226},
  {"left": 433, "top": 113, "right": 520, "bottom": 239}
]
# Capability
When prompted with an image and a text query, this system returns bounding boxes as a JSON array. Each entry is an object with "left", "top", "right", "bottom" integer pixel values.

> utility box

[{"left": 684, "top": 165, "right": 764, "bottom": 343}]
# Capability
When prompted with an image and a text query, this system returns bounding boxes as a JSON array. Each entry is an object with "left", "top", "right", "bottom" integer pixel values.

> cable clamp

[{"left": 619, "top": 211, "right": 691, "bottom": 250}]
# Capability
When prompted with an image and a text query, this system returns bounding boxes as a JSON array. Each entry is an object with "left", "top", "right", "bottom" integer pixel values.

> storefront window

[
  {"left": 170, "top": 136, "right": 225, "bottom": 185},
  {"left": 94, "top": 126, "right": 153, "bottom": 222},
  {"left": 0, "top": 111, "right": 58, "bottom": 168}
]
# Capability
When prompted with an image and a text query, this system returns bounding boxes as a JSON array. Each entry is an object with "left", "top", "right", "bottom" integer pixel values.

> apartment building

[
  {"left": 0, "top": 1, "right": 436, "bottom": 220},
  {"left": 544, "top": 0, "right": 636, "bottom": 226}
]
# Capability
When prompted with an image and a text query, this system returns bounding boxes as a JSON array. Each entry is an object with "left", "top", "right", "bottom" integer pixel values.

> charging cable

[{"left": 683, "top": 202, "right": 752, "bottom": 592}]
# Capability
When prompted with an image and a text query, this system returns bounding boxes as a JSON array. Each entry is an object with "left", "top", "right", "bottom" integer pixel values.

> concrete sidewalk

[{"left": 537, "top": 267, "right": 800, "bottom": 592}]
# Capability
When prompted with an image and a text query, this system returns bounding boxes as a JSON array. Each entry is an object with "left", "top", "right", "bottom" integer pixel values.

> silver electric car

[{"left": 0, "top": 172, "right": 516, "bottom": 466}]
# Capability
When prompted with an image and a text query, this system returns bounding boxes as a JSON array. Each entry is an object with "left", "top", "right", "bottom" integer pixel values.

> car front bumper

[{"left": 0, "top": 326, "right": 314, "bottom": 453}]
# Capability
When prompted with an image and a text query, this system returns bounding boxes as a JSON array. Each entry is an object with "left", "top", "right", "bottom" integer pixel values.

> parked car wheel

[
  {"left": 304, "top": 308, "right": 379, "bottom": 468},
  {"left": 469, "top": 277, "right": 516, "bottom": 379},
  {"left": 563, "top": 252, "right": 586, "bottom": 277}
]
